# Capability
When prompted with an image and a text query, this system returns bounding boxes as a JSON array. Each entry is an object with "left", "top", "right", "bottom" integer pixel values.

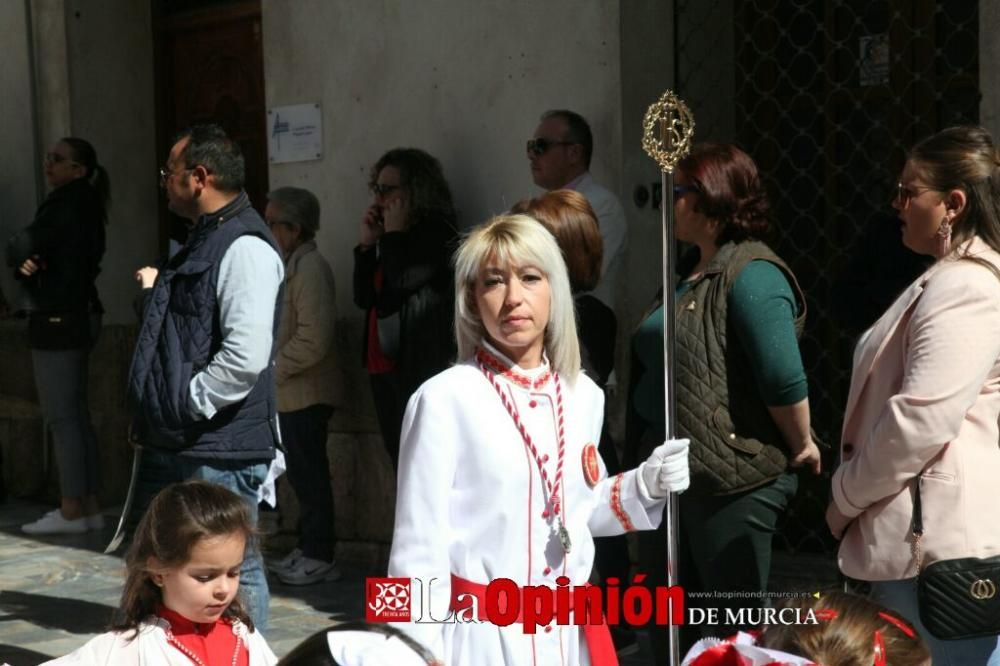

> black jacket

[
  {"left": 6, "top": 178, "right": 105, "bottom": 348},
  {"left": 353, "top": 217, "right": 457, "bottom": 399}
]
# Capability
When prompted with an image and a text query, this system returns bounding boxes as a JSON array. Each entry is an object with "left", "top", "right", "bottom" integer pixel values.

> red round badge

[{"left": 582, "top": 443, "right": 600, "bottom": 487}]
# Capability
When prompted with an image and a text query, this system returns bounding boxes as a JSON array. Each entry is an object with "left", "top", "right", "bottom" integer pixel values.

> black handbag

[{"left": 912, "top": 476, "right": 1000, "bottom": 640}]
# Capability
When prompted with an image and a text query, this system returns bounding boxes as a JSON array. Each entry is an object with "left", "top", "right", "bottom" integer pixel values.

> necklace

[
  {"left": 478, "top": 352, "right": 571, "bottom": 553},
  {"left": 475, "top": 347, "right": 552, "bottom": 390},
  {"left": 165, "top": 621, "right": 243, "bottom": 666}
]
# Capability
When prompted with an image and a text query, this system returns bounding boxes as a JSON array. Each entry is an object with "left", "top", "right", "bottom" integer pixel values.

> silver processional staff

[{"left": 641, "top": 89, "right": 695, "bottom": 666}]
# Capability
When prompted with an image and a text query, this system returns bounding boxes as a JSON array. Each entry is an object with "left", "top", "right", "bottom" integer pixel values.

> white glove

[{"left": 641, "top": 438, "right": 690, "bottom": 497}]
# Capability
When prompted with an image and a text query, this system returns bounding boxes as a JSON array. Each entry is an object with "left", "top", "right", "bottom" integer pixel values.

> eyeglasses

[
  {"left": 894, "top": 181, "right": 935, "bottom": 209},
  {"left": 370, "top": 183, "right": 401, "bottom": 197},
  {"left": 265, "top": 219, "right": 295, "bottom": 229},
  {"left": 159, "top": 165, "right": 196, "bottom": 185},
  {"left": 45, "top": 152, "right": 77, "bottom": 166},
  {"left": 673, "top": 184, "right": 699, "bottom": 198},
  {"left": 526, "top": 138, "right": 575, "bottom": 157}
]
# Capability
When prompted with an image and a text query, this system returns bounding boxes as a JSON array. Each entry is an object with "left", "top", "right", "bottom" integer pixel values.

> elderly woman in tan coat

[{"left": 263, "top": 186, "right": 342, "bottom": 586}]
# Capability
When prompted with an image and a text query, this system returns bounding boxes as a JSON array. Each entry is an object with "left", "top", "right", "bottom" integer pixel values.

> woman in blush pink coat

[{"left": 827, "top": 126, "right": 1000, "bottom": 665}]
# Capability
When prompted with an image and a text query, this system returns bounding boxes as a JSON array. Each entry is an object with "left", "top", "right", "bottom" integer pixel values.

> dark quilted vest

[
  {"left": 676, "top": 240, "right": 805, "bottom": 495},
  {"left": 127, "top": 193, "right": 282, "bottom": 460}
]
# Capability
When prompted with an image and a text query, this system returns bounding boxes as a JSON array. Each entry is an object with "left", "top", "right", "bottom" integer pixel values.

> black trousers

[
  {"left": 280, "top": 404, "right": 335, "bottom": 562},
  {"left": 369, "top": 371, "right": 406, "bottom": 471},
  {"left": 638, "top": 471, "right": 798, "bottom": 659}
]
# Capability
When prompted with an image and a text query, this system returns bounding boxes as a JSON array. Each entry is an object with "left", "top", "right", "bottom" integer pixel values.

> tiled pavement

[
  {"left": 0, "top": 499, "right": 365, "bottom": 665},
  {"left": 0, "top": 497, "right": 839, "bottom": 665}
]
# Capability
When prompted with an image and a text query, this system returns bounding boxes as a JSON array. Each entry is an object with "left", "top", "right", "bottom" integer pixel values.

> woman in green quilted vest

[{"left": 629, "top": 142, "right": 822, "bottom": 659}]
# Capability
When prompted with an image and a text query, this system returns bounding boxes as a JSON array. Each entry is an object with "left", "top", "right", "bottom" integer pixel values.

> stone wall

[
  {"left": 0, "top": 321, "right": 134, "bottom": 506},
  {"left": 0, "top": 318, "right": 395, "bottom": 566}
]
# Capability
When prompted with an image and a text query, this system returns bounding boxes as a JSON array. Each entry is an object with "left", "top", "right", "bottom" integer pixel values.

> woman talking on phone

[{"left": 353, "top": 148, "right": 459, "bottom": 470}]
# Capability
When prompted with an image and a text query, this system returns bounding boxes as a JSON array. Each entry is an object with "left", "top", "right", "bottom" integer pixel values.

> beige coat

[
  {"left": 275, "top": 240, "right": 341, "bottom": 412},
  {"left": 832, "top": 237, "right": 1000, "bottom": 581}
]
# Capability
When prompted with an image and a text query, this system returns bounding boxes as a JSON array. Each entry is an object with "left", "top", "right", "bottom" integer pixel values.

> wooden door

[{"left": 153, "top": 0, "right": 267, "bottom": 246}]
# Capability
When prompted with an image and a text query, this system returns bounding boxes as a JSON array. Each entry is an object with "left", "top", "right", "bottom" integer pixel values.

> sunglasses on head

[{"left": 526, "top": 137, "right": 575, "bottom": 157}]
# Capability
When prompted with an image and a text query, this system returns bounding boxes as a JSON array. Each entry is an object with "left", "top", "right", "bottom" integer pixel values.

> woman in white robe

[{"left": 387, "top": 214, "right": 690, "bottom": 666}]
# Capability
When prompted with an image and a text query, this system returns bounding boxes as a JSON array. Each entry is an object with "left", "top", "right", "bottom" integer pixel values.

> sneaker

[
  {"left": 86, "top": 513, "right": 105, "bottom": 531},
  {"left": 277, "top": 556, "right": 341, "bottom": 586},
  {"left": 267, "top": 548, "right": 303, "bottom": 575},
  {"left": 22, "top": 509, "right": 88, "bottom": 535}
]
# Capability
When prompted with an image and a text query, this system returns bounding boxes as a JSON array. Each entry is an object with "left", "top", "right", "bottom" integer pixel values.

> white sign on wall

[
  {"left": 859, "top": 34, "right": 889, "bottom": 87},
  {"left": 267, "top": 103, "right": 323, "bottom": 163}
]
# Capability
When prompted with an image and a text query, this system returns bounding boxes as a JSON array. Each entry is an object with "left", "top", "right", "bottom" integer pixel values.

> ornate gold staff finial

[{"left": 642, "top": 90, "right": 695, "bottom": 173}]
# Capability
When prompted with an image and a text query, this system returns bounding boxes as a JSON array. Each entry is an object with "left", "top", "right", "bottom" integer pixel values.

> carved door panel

[{"left": 154, "top": 1, "right": 267, "bottom": 244}]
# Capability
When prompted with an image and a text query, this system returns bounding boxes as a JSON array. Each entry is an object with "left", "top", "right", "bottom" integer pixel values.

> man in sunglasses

[
  {"left": 527, "top": 109, "right": 627, "bottom": 311},
  {"left": 528, "top": 109, "right": 633, "bottom": 656}
]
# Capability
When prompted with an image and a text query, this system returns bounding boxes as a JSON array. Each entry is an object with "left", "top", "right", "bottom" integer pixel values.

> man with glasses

[
  {"left": 127, "top": 124, "right": 284, "bottom": 631},
  {"left": 527, "top": 109, "right": 626, "bottom": 311}
]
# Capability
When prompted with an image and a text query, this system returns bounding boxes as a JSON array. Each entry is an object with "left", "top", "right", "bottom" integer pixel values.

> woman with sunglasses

[
  {"left": 628, "top": 142, "right": 821, "bottom": 658},
  {"left": 6, "top": 137, "right": 110, "bottom": 534},
  {"left": 353, "top": 148, "right": 458, "bottom": 470},
  {"left": 827, "top": 126, "right": 1000, "bottom": 665}
]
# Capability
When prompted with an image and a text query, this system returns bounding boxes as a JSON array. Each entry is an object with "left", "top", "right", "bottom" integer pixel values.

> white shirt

[
  {"left": 570, "top": 172, "right": 627, "bottom": 311},
  {"left": 41, "top": 618, "right": 277, "bottom": 666}
]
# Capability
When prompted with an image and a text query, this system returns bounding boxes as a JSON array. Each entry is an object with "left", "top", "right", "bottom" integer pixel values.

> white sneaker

[
  {"left": 86, "top": 513, "right": 105, "bottom": 531},
  {"left": 277, "top": 556, "right": 341, "bottom": 586},
  {"left": 267, "top": 548, "right": 303, "bottom": 575},
  {"left": 22, "top": 509, "right": 88, "bottom": 535}
]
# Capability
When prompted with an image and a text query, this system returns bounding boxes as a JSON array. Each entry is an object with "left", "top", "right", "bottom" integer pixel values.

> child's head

[
  {"left": 758, "top": 591, "right": 931, "bottom": 666},
  {"left": 115, "top": 481, "right": 256, "bottom": 634}
]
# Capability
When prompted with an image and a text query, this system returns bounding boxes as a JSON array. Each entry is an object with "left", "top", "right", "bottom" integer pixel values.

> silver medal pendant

[{"left": 558, "top": 520, "right": 572, "bottom": 554}]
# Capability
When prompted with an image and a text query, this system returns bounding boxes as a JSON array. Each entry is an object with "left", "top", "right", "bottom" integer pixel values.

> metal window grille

[{"left": 675, "top": 0, "right": 979, "bottom": 554}]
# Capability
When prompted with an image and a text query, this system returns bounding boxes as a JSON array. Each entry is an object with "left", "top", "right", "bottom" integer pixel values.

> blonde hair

[{"left": 454, "top": 214, "right": 581, "bottom": 382}]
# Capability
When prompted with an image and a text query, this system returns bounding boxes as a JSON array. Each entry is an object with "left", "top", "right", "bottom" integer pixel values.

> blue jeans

[
  {"left": 870, "top": 578, "right": 1000, "bottom": 666},
  {"left": 131, "top": 448, "right": 271, "bottom": 633}
]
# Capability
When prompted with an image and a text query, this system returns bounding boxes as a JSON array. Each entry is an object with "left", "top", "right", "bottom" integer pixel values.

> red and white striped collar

[{"left": 476, "top": 340, "right": 552, "bottom": 391}]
